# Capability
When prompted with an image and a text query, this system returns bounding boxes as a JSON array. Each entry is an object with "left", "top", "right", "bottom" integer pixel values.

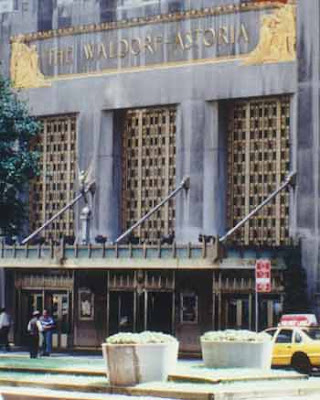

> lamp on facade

[
  {"left": 95, "top": 235, "right": 107, "bottom": 244},
  {"left": 29, "top": 236, "right": 46, "bottom": 245},
  {"left": 161, "top": 232, "right": 175, "bottom": 245},
  {"left": 64, "top": 235, "right": 75, "bottom": 245},
  {"left": 198, "top": 234, "right": 215, "bottom": 244},
  {"left": 4, "top": 236, "right": 17, "bottom": 246},
  {"left": 127, "top": 233, "right": 140, "bottom": 244}
]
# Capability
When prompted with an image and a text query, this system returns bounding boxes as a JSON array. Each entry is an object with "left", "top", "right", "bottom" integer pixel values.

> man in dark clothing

[{"left": 27, "top": 311, "right": 42, "bottom": 358}]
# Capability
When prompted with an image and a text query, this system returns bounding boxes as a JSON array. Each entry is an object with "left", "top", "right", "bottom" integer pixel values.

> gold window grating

[
  {"left": 29, "top": 115, "right": 77, "bottom": 242},
  {"left": 227, "top": 97, "right": 290, "bottom": 246},
  {"left": 122, "top": 107, "right": 176, "bottom": 244}
]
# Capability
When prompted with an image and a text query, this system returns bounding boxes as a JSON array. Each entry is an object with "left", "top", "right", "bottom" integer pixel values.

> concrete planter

[
  {"left": 201, "top": 340, "right": 273, "bottom": 369},
  {"left": 102, "top": 341, "right": 179, "bottom": 386}
]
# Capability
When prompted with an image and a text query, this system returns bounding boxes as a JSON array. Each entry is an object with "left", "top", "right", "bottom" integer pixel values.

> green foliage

[
  {"left": 283, "top": 247, "right": 311, "bottom": 313},
  {"left": 106, "top": 331, "right": 178, "bottom": 344},
  {"left": 0, "top": 76, "right": 41, "bottom": 236},
  {"left": 201, "top": 330, "right": 271, "bottom": 343}
]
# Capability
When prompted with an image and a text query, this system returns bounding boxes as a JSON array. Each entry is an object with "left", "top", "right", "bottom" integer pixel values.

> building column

[
  {"left": 0, "top": 268, "right": 4, "bottom": 307},
  {"left": 203, "top": 101, "right": 226, "bottom": 237},
  {"left": 175, "top": 100, "right": 225, "bottom": 243},
  {"left": 175, "top": 100, "right": 204, "bottom": 243},
  {"left": 76, "top": 110, "right": 121, "bottom": 243},
  {"left": 297, "top": 0, "right": 320, "bottom": 311},
  {"left": 94, "top": 111, "right": 122, "bottom": 243}
]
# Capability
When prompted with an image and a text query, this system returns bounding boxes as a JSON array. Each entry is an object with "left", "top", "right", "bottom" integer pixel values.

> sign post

[{"left": 255, "top": 259, "right": 271, "bottom": 332}]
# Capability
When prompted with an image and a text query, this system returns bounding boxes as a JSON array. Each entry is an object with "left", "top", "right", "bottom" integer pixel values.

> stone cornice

[{"left": 11, "top": 1, "right": 291, "bottom": 44}]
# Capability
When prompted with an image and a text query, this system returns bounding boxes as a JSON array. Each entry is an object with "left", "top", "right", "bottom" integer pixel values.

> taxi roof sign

[{"left": 279, "top": 314, "right": 318, "bottom": 327}]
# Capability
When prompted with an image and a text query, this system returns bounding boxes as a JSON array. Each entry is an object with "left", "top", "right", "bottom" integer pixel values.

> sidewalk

[
  {"left": 0, "top": 351, "right": 319, "bottom": 400},
  {"left": 0, "top": 350, "right": 106, "bottom": 375}
]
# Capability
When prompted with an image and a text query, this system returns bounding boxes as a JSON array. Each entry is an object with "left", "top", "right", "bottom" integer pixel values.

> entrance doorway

[
  {"left": 19, "top": 290, "right": 71, "bottom": 350},
  {"left": 259, "top": 297, "right": 282, "bottom": 330},
  {"left": 147, "top": 291, "right": 172, "bottom": 334},
  {"left": 217, "top": 294, "right": 282, "bottom": 330},
  {"left": 49, "top": 293, "right": 70, "bottom": 348},
  {"left": 107, "top": 270, "right": 175, "bottom": 337},
  {"left": 220, "top": 295, "right": 253, "bottom": 330},
  {"left": 109, "top": 291, "right": 134, "bottom": 335},
  {"left": 108, "top": 290, "right": 174, "bottom": 336}
]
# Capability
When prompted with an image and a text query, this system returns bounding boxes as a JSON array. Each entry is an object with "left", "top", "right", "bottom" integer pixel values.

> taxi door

[{"left": 272, "top": 328, "right": 295, "bottom": 366}]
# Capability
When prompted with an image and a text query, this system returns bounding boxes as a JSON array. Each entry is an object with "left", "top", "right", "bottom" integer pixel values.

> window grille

[
  {"left": 29, "top": 115, "right": 77, "bottom": 242},
  {"left": 227, "top": 97, "right": 290, "bottom": 246},
  {"left": 122, "top": 107, "right": 176, "bottom": 244}
]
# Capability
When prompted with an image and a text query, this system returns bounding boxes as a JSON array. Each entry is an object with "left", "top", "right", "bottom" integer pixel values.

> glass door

[
  {"left": 147, "top": 291, "right": 173, "bottom": 334},
  {"left": 19, "top": 291, "right": 43, "bottom": 345},
  {"left": 259, "top": 297, "right": 282, "bottom": 330},
  {"left": 222, "top": 295, "right": 252, "bottom": 330},
  {"left": 109, "top": 291, "right": 134, "bottom": 335},
  {"left": 45, "top": 292, "right": 70, "bottom": 349}
]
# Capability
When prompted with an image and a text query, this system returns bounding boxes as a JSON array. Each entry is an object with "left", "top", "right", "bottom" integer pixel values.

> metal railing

[
  {"left": 115, "top": 176, "right": 190, "bottom": 244},
  {"left": 21, "top": 181, "right": 95, "bottom": 245},
  {"left": 220, "top": 171, "right": 296, "bottom": 243}
]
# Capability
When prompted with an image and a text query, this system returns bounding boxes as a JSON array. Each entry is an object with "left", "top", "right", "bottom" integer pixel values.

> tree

[{"left": 0, "top": 76, "right": 41, "bottom": 237}]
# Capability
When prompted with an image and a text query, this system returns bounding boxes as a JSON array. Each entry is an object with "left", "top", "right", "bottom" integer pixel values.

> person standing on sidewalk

[
  {"left": 0, "top": 308, "right": 12, "bottom": 351},
  {"left": 27, "top": 310, "right": 42, "bottom": 358},
  {"left": 40, "top": 309, "right": 55, "bottom": 356}
]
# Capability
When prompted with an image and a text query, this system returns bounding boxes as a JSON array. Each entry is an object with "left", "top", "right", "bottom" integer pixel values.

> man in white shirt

[{"left": 0, "top": 307, "right": 12, "bottom": 351}]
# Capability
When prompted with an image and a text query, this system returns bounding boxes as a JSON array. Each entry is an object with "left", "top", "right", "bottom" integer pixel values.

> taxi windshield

[{"left": 302, "top": 328, "right": 320, "bottom": 340}]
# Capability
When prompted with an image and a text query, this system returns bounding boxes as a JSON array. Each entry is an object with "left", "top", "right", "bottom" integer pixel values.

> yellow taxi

[{"left": 264, "top": 314, "right": 320, "bottom": 374}]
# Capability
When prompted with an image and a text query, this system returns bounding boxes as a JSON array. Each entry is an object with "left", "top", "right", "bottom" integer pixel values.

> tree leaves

[{"left": 0, "top": 75, "right": 41, "bottom": 236}]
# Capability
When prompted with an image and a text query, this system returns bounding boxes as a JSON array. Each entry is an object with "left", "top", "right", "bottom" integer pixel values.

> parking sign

[{"left": 255, "top": 259, "right": 271, "bottom": 292}]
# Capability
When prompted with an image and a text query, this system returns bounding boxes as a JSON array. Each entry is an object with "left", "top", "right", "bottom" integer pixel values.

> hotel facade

[{"left": 0, "top": 0, "right": 318, "bottom": 354}]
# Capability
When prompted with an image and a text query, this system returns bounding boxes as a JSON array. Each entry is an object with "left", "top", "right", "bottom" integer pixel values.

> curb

[
  {"left": 1, "top": 376, "right": 320, "bottom": 400},
  {"left": 0, "top": 366, "right": 105, "bottom": 377},
  {"left": 0, "top": 378, "right": 108, "bottom": 393},
  {"left": 169, "top": 371, "right": 307, "bottom": 384}
]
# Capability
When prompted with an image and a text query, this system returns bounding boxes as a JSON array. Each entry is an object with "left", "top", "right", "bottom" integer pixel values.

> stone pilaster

[
  {"left": 297, "top": 0, "right": 320, "bottom": 310},
  {"left": 176, "top": 100, "right": 217, "bottom": 243}
]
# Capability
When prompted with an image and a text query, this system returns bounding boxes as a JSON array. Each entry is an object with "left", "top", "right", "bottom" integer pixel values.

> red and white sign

[
  {"left": 279, "top": 314, "right": 318, "bottom": 327},
  {"left": 255, "top": 259, "right": 271, "bottom": 293}
]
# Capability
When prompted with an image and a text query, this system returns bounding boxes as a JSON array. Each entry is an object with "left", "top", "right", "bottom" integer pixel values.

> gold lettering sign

[
  {"left": 10, "top": 3, "right": 296, "bottom": 89},
  {"left": 78, "top": 25, "right": 249, "bottom": 62}
]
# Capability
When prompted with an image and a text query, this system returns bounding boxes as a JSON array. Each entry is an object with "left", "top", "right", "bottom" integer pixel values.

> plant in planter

[
  {"left": 200, "top": 330, "right": 273, "bottom": 369},
  {"left": 102, "top": 331, "right": 179, "bottom": 386}
]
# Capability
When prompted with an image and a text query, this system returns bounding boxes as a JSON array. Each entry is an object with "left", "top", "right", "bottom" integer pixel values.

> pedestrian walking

[
  {"left": 27, "top": 310, "right": 42, "bottom": 358},
  {"left": 39, "top": 309, "right": 55, "bottom": 356},
  {"left": 0, "top": 307, "right": 12, "bottom": 351}
]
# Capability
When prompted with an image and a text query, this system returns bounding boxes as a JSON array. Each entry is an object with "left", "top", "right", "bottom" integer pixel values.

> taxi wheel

[{"left": 291, "top": 353, "right": 311, "bottom": 375}]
